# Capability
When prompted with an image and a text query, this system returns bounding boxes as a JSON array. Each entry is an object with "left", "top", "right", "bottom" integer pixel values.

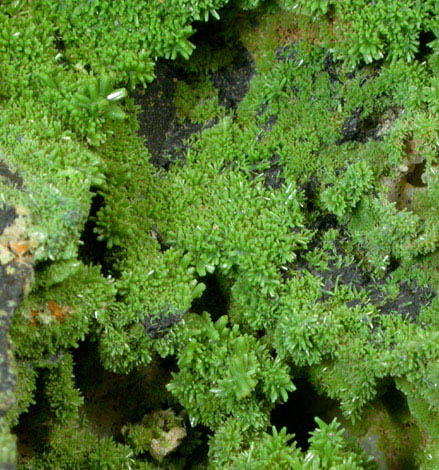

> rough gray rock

[{"left": 0, "top": 203, "right": 34, "bottom": 470}]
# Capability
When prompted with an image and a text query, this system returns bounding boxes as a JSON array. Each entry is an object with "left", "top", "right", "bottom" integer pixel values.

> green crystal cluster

[{"left": 2, "top": 0, "right": 439, "bottom": 468}]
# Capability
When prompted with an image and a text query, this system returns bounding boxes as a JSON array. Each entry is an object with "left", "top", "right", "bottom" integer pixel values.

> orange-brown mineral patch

[
  {"left": 9, "top": 240, "right": 32, "bottom": 257},
  {"left": 29, "top": 301, "right": 72, "bottom": 326},
  {"left": 47, "top": 300, "right": 71, "bottom": 322}
]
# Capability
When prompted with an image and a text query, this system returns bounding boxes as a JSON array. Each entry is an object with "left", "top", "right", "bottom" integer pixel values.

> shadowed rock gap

[
  {"left": 0, "top": 160, "right": 23, "bottom": 189},
  {"left": 135, "top": 7, "right": 254, "bottom": 169},
  {"left": 415, "top": 30, "right": 436, "bottom": 62},
  {"left": 77, "top": 192, "right": 118, "bottom": 277},
  {"left": 368, "top": 380, "right": 422, "bottom": 470},
  {"left": 189, "top": 9, "right": 255, "bottom": 109},
  {"left": 72, "top": 337, "right": 175, "bottom": 437},
  {"left": 12, "top": 371, "right": 50, "bottom": 463},
  {"left": 191, "top": 272, "right": 230, "bottom": 321},
  {"left": 270, "top": 376, "right": 339, "bottom": 451},
  {"left": 134, "top": 61, "right": 199, "bottom": 169},
  {"left": 72, "top": 337, "right": 211, "bottom": 467},
  {"left": 379, "top": 381, "right": 410, "bottom": 423},
  {"left": 406, "top": 160, "right": 427, "bottom": 188}
]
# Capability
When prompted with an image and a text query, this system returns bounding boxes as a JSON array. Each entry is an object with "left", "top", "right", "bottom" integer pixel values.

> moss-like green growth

[
  {"left": 174, "top": 78, "right": 223, "bottom": 124},
  {"left": 3, "top": 0, "right": 439, "bottom": 468},
  {"left": 122, "top": 409, "right": 187, "bottom": 460}
]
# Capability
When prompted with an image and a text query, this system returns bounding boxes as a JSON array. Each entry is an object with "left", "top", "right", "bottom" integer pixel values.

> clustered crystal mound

[{"left": 2, "top": 0, "right": 439, "bottom": 469}]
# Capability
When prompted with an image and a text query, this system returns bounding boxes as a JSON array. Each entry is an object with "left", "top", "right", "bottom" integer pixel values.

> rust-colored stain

[
  {"left": 29, "top": 301, "right": 71, "bottom": 326},
  {"left": 9, "top": 240, "right": 31, "bottom": 257},
  {"left": 47, "top": 301, "right": 70, "bottom": 322}
]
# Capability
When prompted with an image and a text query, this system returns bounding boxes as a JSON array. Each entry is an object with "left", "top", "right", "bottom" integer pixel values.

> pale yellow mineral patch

[{"left": 150, "top": 426, "right": 187, "bottom": 461}]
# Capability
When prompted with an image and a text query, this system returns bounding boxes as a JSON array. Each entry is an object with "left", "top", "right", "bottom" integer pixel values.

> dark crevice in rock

[
  {"left": 73, "top": 337, "right": 212, "bottom": 467},
  {"left": 78, "top": 192, "right": 117, "bottom": 277},
  {"left": 176, "top": 424, "right": 212, "bottom": 469},
  {"left": 135, "top": 61, "right": 185, "bottom": 169},
  {"left": 373, "top": 380, "right": 421, "bottom": 470},
  {"left": 384, "top": 140, "right": 428, "bottom": 210},
  {"left": 249, "top": 153, "right": 285, "bottom": 190},
  {"left": 289, "top": 219, "right": 435, "bottom": 321},
  {"left": 210, "top": 43, "right": 254, "bottom": 110},
  {"left": 73, "top": 338, "right": 177, "bottom": 438},
  {"left": 189, "top": 7, "right": 255, "bottom": 108},
  {"left": 12, "top": 371, "right": 50, "bottom": 462},
  {"left": 135, "top": 61, "right": 205, "bottom": 169},
  {"left": 415, "top": 30, "right": 436, "bottom": 62},
  {"left": 291, "top": 213, "right": 344, "bottom": 270},
  {"left": 50, "top": 29, "right": 72, "bottom": 70},
  {"left": 317, "top": 264, "right": 370, "bottom": 301},
  {"left": 0, "top": 204, "right": 17, "bottom": 234},
  {"left": 0, "top": 161, "right": 23, "bottom": 189},
  {"left": 378, "top": 380, "right": 410, "bottom": 420},
  {"left": 250, "top": 154, "right": 285, "bottom": 189},
  {"left": 191, "top": 272, "right": 229, "bottom": 321},
  {"left": 189, "top": 17, "right": 226, "bottom": 53},
  {"left": 405, "top": 160, "right": 427, "bottom": 188},
  {"left": 135, "top": 8, "right": 254, "bottom": 169},
  {"left": 311, "top": 213, "right": 339, "bottom": 233},
  {"left": 271, "top": 376, "right": 339, "bottom": 451},
  {"left": 387, "top": 256, "right": 401, "bottom": 274}
]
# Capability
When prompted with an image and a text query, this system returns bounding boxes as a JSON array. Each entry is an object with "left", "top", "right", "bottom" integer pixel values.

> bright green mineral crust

[{"left": 3, "top": 0, "right": 439, "bottom": 468}]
